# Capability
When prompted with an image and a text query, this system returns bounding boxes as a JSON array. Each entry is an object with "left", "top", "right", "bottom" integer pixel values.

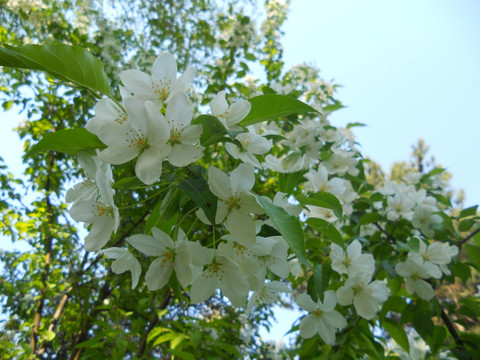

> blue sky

[{"left": 281, "top": 0, "right": 480, "bottom": 207}]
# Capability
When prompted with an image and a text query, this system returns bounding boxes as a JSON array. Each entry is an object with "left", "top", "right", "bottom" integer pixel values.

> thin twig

[
  {"left": 374, "top": 222, "right": 396, "bottom": 243},
  {"left": 458, "top": 227, "right": 480, "bottom": 248}
]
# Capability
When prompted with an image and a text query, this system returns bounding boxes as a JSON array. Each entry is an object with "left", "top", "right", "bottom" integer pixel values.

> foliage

[{"left": 1, "top": 0, "right": 479, "bottom": 359}]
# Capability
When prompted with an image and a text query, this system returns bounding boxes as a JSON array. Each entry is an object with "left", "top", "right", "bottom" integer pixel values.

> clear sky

[{"left": 281, "top": 0, "right": 480, "bottom": 207}]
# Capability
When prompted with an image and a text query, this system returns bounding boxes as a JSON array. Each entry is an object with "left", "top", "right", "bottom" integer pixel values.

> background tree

[{"left": 1, "top": 1, "right": 479, "bottom": 359}]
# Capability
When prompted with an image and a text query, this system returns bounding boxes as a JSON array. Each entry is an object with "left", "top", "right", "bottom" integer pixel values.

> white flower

[
  {"left": 225, "top": 127, "right": 272, "bottom": 167},
  {"left": 190, "top": 255, "right": 250, "bottom": 307},
  {"left": 395, "top": 258, "right": 442, "bottom": 300},
  {"left": 210, "top": 90, "right": 251, "bottom": 130},
  {"left": 304, "top": 165, "right": 346, "bottom": 197},
  {"left": 336, "top": 276, "right": 390, "bottom": 319},
  {"left": 120, "top": 52, "right": 195, "bottom": 104},
  {"left": 304, "top": 205, "right": 337, "bottom": 223},
  {"left": 207, "top": 163, "right": 262, "bottom": 246},
  {"left": 263, "top": 152, "right": 305, "bottom": 173},
  {"left": 127, "top": 228, "right": 194, "bottom": 290},
  {"left": 246, "top": 281, "right": 290, "bottom": 315},
  {"left": 66, "top": 152, "right": 111, "bottom": 206},
  {"left": 250, "top": 236, "right": 290, "bottom": 288},
  {"left": 162, "top": 92, "right": 203, "bottom": 167},
  {"left": 330, "top": 240, "right": 375, "bottom": 278},
  {"left": 412, "top": 205, "right": 442, "bottom": 238},
  {"left": 296, "top": 291, "right": 347, "bottom": 343},
  {"left": 272, "top": 192, "right": 302, "bottom": 217},
  {"left": 386, "top": 193, "right": 416, "bottom": 221},
  {"left": 96, "top": 97, "right": 170, "bottom": 185},
  {"left": 408, "top": 240, "right": 458, "bottom": 275},
  {"left": 86, "top": 98, "right": 127, "bottom": 136},
  {"left": 68, "top": 156, "right": 119, "bottom": 252},
  {"left": 101, "top": 247, "right": 141, "bottom": 289},
  {"left": 324, "top": 148, "right": 359, "bottom": 176}
]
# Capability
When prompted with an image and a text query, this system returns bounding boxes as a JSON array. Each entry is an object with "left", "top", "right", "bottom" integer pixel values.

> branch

[
  {"left": 374, "top": 222, "right": 396, "bottom": 243},
  {"left": 458, "top": 227, "right": 480, "bottom": 248},
  {"left": 440, "top": 308, "right": 470, "bottom": 356},
  {"left": 31, "top": 151, "right": 56, "bottom": 355},
  {"left": 37, "top": 287, "right": 73, "bottom": 355},
  {"left": 137, "top": 290, "right": 172, "bottom": 356}
]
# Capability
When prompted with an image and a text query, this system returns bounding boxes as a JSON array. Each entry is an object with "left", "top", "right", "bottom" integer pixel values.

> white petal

[
  {"left": 181, "top": 124, "right": 202, "bottom": 144},
  {"left": 210, "top": 90, "right": 228, "bottom": 116},
  {"left": 151, "top": 52, "right": 177, "bottom": 84},
  {"left": 84, "top": 216, "right": 114, "bottom": 251},
  {"left": 127, "top": 234, "right": 164, "bottom": 256},
  {"left": 323, "top": 310, "right": 347, "bottom": 329},
  {"left": 145, "top": 258, "right": 173, "bottom": 291},
  {"left": 336, "top": 286, "right": 354, "bottom": 306},
  {"left": 144, "top": 101, "right": 170, "bottom": 145},
  {"left": 231, "top": 163, "right": 255, "bottom": 193},
  {"left": 322, "top": 290, "right": 338, "bottom": 311},
  {"left": 353, "top": 293, "right": 378, "bottom": 319},
  {"left": 226, "top": 100, "right": 251, "bottom": 127},
  {"left": 296, "top": 293, "right": 317, "bottom": 313},
  {"left": 414, "top": 279, "right": 435, "bottom": 300},
  {"left": 299, "top": 315, "right": 318, "bottom": 339},
  {"left": 168, "top": 143, "right": 202, "bottom": 167},
  {"left": 346, "top": 239, "right": 362, "bottom": 258},
  {"left": 166, "top": 92, "right": 194, "bottom": 129},
  {"left": 151, "top": 227, "right": 175, "bottom": 248},
  {"left": 135, "top": 145, "right": 169, "bottom": 185},
  {"left": 120, "top": 69, "right": 156, "bottom": 100},
  {"left": 190, "top": 273, "right": 218, "bottom": 303},
  {"left": 98, "top": 142, "right": 138, "bottom": 165},
  {"left": 317, "top": 319, "right": 336, "bottom": 344},
  {"left": 101, "top": 247, "right": 126, "bottom": 259},
  {"left": 174, "top": 65, "right": 195, "bottom": 93},
  {"left": 208, "top": 166, "right": 231, "bottom": 200},
  {"left": 226, "top": 211, "right": 256, "bottom": 247},
  {"left": 174, "top": 259, "right": 193, "bottom": 288}
]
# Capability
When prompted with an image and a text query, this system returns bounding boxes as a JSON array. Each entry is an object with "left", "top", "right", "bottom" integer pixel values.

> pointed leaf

[
  {"left": 255, "top": 194, "right": 310, "bottom": 267},
  {"left": 29, "top": 128, "right": 106, "bottom": 156},
  {"left": 0, "top": 43, "right": 110, "bottom": 94},
  {"left": 240, "top": 94, "right": 320, "bottom": 126},
  {"left": 193, "top": 114, "right": 228, "bottom": 146},
  {"left": 382, "top": 319, "right": 409, "bottom": 353},
  {"left": 178, "top": 176, "right": 217, "bottom": 224}
]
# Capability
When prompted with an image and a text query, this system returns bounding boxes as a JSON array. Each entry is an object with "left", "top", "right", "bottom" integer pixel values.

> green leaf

[
  {"left": 306, "top": 218, "right": 343, "bottom": 246},
  {"left": 297, "top": 192, "right": 343, "bottom": 219},
  {"left": 278, "top": 171, "right": 305, "bottom": 194},
  {"left": 29, "top": 128, "right": 106, "bottom": 156},
  {"left": 359, "top": 212, "right": 381, "bottom": 226},
  {"left": 459, "top": 219, "right": 476, "bottom": 232},
  {"left": 460, "top": 205, "right": 478, "bottom": 218},
  {"left": 0, "top": 42, "right": 110, "bottom": 94},
  {"left": 159, "top": 187, "right": 181, "bottom": 220},
  {"left": 323, "top": 102, "right": 345, "bottom": 113},
  {"left": 255, "top": 194, "right": 310, "bottom": 267},
  {"left": 382, "top": 319, "right": 409, "bottom": 353},
  {"left": 193, "top": 114, "right": 227, "bottom": 146},
  {"left": 240, "top": 94, "right": 320, "bottom": 126},
  {"left": 465, "top": 244, "right": 480, "bottom": 272},
  {"left": 346, "top": 122, "right": 366, "bottom": 129},
  {"left": 307, "top": 264, "right": 331, "bottom": 302},
  {"left": 178, "top": 176, "right": 217, "bottom": 225}
]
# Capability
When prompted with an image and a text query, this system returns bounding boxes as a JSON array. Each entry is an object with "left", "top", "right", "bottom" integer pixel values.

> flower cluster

[{"left": 65, "top": 52, "right": 462, "bottom": 347}]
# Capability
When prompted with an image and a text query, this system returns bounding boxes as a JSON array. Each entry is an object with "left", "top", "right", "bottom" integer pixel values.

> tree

[{"left": 0, "top": 0, "right": 479, "bottom": 359}]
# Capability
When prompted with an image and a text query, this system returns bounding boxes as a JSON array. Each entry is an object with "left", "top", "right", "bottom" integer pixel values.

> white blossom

[{"left": 296, "top": 291, "right": 347, "bottom": 343}]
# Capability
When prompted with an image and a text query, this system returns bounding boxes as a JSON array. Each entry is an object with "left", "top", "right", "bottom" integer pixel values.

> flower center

[{"left": 126, "top": 129, "right": 149, "bottom": 150}]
